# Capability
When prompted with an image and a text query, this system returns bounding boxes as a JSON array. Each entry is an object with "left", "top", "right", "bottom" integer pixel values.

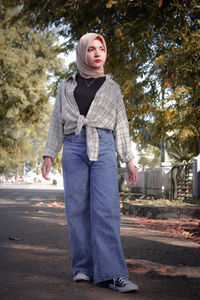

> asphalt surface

[{"left": 0, "top": 184, "right": 199, "bottom": 300}]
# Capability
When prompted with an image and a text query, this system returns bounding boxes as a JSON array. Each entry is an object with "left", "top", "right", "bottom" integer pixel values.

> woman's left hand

[{"left": 126, "top": 160, "right": 138, "bottom": 184}]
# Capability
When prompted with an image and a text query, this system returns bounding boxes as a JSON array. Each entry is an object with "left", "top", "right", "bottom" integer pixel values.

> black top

[{"left": 74, "top": 72, "right": 106, "bottom": 117}]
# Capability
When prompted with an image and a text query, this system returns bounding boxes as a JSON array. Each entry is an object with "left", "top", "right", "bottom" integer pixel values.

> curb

[{"left": 121, "top": 201, "right": 200, "bottom": 219}]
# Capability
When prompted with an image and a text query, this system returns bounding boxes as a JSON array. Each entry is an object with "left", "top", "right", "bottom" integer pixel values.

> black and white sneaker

[{"left": 109, "top": 277, "right": 139, "bottom": 293}]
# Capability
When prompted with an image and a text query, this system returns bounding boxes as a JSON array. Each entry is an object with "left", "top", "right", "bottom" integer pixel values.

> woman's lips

[{"left": 95, "top": 59, "right": 102, "bottom": 63}]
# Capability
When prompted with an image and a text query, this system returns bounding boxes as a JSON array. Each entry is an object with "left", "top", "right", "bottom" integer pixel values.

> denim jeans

[{"left": 62, "top": 128, "right": 128, "bottom": 284}]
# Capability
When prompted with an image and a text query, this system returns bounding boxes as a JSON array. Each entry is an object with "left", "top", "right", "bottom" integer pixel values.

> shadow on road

[{"left": 0, "top": 186, "right": 199, "bottom": 300}]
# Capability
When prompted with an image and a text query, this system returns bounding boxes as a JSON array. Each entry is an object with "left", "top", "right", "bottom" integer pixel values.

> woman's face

[{"left": 86, "top": 38, "right": 106, "bottom": 69}]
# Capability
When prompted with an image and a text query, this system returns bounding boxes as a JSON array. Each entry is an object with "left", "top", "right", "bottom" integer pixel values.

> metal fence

[
  {"left": 171, "top": 163, "right": 193, "bottom": 200},
  {"left": 129, "top": 167, "right": 171, "bottom": 199},
  {"left": 123, "top": 155, "right": 200, "bottom": 200}
]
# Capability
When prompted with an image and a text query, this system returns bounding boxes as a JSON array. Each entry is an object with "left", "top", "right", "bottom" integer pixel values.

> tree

[
  {"left": 138, "top": 144, "right": 161, "bottom": 169},
  {"left": 0, "top": 3, "right": 63, "bottom": 177},
  {"left": 9, "top": 0, "right": 200, "bottom": 160}
]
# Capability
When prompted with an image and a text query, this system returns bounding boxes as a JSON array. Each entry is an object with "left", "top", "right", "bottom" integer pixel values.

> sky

[
  {"left": 57, "top": 34, "right": 76, "bottom": 67},
  {"left": 59, "top": 50, "right": 76, "bottom": 67}
]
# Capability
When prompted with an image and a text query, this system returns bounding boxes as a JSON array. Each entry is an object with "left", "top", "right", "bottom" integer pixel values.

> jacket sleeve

[
  {"left": 113, "top": 86, "right": 134, "bottom": 163},
  {"left": 43, "top": 84, "right": 64, "bottom": 161}
]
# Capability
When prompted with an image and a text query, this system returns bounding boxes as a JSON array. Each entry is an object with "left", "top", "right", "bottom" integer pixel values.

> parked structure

[{"left": 121, "top": 154, "right": 200, "bottom": 201}]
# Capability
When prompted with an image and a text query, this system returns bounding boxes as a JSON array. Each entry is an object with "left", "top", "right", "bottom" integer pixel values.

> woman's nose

[{"left": 95, "top": 49, "right": 101, "bottom": 57}]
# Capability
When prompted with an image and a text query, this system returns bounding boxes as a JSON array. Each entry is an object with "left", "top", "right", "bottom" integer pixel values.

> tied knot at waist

[
  {"left": 75, "top": 115, "right": 99, "bottom": 161},
  {"left": 75, "top": 115, "right": 89, "bottom": 135}
]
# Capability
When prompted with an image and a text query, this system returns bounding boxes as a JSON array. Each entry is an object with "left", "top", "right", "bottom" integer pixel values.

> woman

[{"left": 42, "top": 33, "right": 139, "bottom": 293}]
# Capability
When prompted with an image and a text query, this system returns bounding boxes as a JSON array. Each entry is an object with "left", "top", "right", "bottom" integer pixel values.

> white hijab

[{"left": 76, "top": 33, "right": 107, "bottom": 78}]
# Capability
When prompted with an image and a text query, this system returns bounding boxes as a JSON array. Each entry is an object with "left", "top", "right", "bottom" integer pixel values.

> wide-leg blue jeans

[{"left": 62, "top": 128, "right": 128, "bottom": 284}]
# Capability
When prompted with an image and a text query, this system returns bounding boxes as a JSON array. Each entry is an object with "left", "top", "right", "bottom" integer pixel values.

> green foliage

[
  {"left": 8, "top": 0, "right": 200, "bottom": 163},
  {"left": 167, "top": 141, "right": 194, "bottom": 163},
  {"left": 138, "top": 145, "right": 161, "bottom": 169},
  {"left": 0, "top": 4, "right": 64, "bottom": 177},
  {"left": 50, "top": 62, "right": 77, "bottom": 97}
]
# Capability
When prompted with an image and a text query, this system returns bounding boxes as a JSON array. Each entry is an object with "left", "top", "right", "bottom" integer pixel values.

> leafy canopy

[
  {"left": 0, "top": 3, "right": 63, "bottom": 176},
  {"left": 5, "top": 0, "right": 200, "bottom": 164}
]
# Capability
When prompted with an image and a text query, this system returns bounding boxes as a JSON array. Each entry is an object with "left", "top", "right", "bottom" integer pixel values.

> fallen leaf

[
  {"left": 125, "top": 259, "right": 133, "bottom": 262},
  {"left": 9, "top": 236, "right": 22, "bottom": 241},
  {"left": 176, "top": 226, "right": 182, "bottom": 230},
  {"left": 52, "top": 201, "right": 65, "bottom": 209},
  {"left": 59, "top": 223, "right": 67, "bottom": 226},
  {"left": 36, "top": 202, "right": 44, "bottom": 207}
]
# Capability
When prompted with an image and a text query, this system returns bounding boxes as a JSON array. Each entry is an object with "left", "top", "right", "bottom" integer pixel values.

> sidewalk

[{"left": 0, "top": 185, "right": 199, "bottom": 300}]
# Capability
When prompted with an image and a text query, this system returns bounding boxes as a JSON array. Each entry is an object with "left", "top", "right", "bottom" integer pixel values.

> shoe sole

[
  {"left": 73, "top": 274, "right": 91, "bottom": 282},
  {"left": 109, "top": 284, "right": 139, "bottom": 293},
  {"left": 73, "top": 279, "right": 91, "bottom": 282}
]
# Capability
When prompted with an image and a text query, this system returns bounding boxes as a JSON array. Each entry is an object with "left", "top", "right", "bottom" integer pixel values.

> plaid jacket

[{"left": 43, "top": 73, "right": 133, "bottom": 162}]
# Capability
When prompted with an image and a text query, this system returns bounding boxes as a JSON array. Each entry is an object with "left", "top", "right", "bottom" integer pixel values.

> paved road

[{"left": 0, "top": 184, "right": 199, "bottom": 300}]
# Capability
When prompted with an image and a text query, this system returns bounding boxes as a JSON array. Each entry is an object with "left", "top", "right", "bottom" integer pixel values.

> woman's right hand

[{"left": 41, "top": 156, "right": 52, "bottom": 180}]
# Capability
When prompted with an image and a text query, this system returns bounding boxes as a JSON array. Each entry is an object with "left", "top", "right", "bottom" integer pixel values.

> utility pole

[
  {"left": 160, "top": 84, "right": 172, "bottom": 199},
  {"left": 160, "top": 85, "right": 165, "bottom": 164}
]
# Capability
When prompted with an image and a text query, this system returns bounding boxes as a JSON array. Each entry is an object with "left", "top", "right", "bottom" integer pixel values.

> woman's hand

[
  {"left": 126, "top": 160, "right": 138, "bottom": 184},
  {"left": 41, "top": 157, "right": 52, "bottom": 180}
]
